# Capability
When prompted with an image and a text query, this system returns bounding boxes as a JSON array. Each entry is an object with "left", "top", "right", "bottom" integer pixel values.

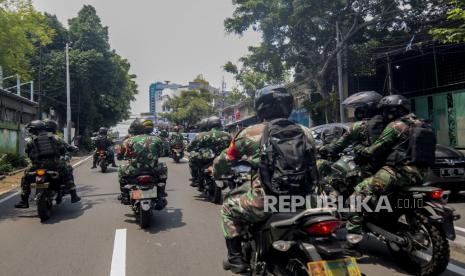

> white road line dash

[
  {"left": 448, "top": 263, "right": 465, "bottom": 275},
  {"left": 454, "top": 226, "right": 465, "bottom": 235},
  {"left": 110, "top": 229, "right": 126, "bottom": 276},
  {"left": 0, "top": 191, "right": 20, "bottom": 204}
]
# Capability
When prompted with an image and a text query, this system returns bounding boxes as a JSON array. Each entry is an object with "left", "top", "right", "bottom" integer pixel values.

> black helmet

[
  {"left": 43, "top": 119, "right": 58, "bottom": 133},
  {"left": 378, "top": 95, "right": 411, "bottom": 122},
  {"left": 254, "top": 85, "right": 293, "bottom": 121},
  {"left": 130, "top": 119, "right": 144, "bottom": 135},
  {"left": 142, "top": 119, "right": 154, "bottom": 134},
  {"left": 198, "top": 118, "right": 208, "bottom": 131},
  {"left": 207, "top": 116, "right": 221, "bottom": 130},
  {"left": 26, "top": 120, "right": 46, "bottom": 134},
  {"left": 343, "top": 91, "right": 382, "bottom": 120},
  {"left": 99, "top": 127, "right": 108, "bottom": 135}
]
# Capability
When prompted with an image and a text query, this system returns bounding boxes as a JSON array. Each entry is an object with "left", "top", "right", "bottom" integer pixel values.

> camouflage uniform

[
  {"left": 118, "top": 134, "right": 163, "bottom": 189},
  {"left": 169, "top": 132, "right": 184, "bottom": 148},
  {"left": 91, "top": 134, "right": 115, "bottom": 166},
  {"left": 21, "top": 134, "right": 76, "bottom": 197},
  {"left": 347, "top": 114, "right": 430, "bottom": 234},
  {"left": 214, "top": 123, "right": 316, "bottom": 239},
  {"left": 187, "top": 128, "right": 231, "bottom": 182}
]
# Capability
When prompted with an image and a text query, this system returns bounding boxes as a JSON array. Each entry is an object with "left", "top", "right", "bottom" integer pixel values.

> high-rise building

[{"left": 149, "top": 82, "right": 182, "bottom": 120}]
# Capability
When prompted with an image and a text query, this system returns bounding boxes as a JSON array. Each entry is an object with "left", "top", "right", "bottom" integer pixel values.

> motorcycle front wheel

[{"left": 387, "top": 212, "right": 449, "bottom": 276}]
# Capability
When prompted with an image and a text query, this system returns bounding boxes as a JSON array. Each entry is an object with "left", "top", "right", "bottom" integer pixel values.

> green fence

[
  {"left": 0, "top": 122, "right": 20, "bottom": 154},
  {"left": 413, "top": 89, "right": 465, "bottom": 148}
]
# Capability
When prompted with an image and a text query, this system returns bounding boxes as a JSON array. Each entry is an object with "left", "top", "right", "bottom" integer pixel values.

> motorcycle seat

[{"left": 269, "top": 208, "right": 336, "bottom": 229}]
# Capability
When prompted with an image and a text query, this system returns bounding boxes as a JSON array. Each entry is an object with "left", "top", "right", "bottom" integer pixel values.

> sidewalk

[{"left": 0, "top": 155, "right": 90, "bottom": 197}]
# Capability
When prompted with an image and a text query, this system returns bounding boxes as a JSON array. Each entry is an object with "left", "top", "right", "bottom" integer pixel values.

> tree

[
  {"left": 431, "top": 0, "right": 465, "bottom": 43},
  {"left": 30, "top": 5, "right": 137, "bottom": 145},
  {"left": 225, "top": 0, "right": 449, "bottom": 124},
  {"left": 0, "top": 0, "right": 53, "bottom": 78},
  {"left": 160, "top": 89, "right": 213, "bottom": 130},
  {"left": 223, "top": 61, "right": 266, "bottom": 101}
]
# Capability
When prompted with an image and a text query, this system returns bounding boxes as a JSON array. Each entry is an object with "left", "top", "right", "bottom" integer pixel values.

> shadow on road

[
  {"left": 0, "top": 184, "right": 109, "bottom": 223},
  {"left": 123, "top": 207, "right": 186, "bottom": 233},
  {"left": 448, "top": 191, "right": 465, "bottom": 203}
]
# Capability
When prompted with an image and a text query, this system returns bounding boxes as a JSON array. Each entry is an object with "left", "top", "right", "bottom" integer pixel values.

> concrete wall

[{"left": 0, "top": 121, "right": 20, "bottom": 155}]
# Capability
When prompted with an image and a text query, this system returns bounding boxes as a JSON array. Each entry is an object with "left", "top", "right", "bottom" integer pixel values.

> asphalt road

[{"left": 1, "top": 157, "right": 465, "bottom": 276}]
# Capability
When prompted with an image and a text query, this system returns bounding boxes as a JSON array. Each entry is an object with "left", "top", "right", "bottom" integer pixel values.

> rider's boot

[
  {"left": 14, "top": 194, "right": 29, "bottom": 209},
  {"left": 70, "top": 189, "right": 81, "bottom": 203},
  {"left": 223, "top": 237, "right": 249, "bottom": 274},
  {"left": 91, "top": 161, "right": 97, "bottom": 169},
  {"left": 111, "top": 159, "right": 117, "bottom": 167},
  {"left": 343, "top": 236, "right": 363, "bottom": 258}
]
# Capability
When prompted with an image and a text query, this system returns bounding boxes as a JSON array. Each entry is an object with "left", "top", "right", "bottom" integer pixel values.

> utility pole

[
  {"left": 336, "top": 20, "right": 345, "bottom": 123},
  {"left": 66, "top": 43, "right": 72, "bottom": 144},
  {"left": 38, "top": 46, "right": 43, "bottom": 119},
  {"left": 386, "top": 54, "right": 393, "bottom": 95},
  {"left": 16, "top": 74, "right": 21, "bottom": 96},
  {"left": 0, "top": 66, "right": 3, "bottom": 88}
]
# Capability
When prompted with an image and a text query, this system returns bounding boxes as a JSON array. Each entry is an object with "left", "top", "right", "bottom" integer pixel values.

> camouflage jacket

[
  {"left": 91, "top": 134, "right": 114, "bottom": 150},
  {"left": 187, "top": 128, "right": 231, "bottom": 156},
  {"left": 213, "top": 122, "right": 316, "bottom": 179},
  {"left": 170, "top": 132, "right": 184, "bottom": 146},
  {"left": 123, "top": 134, "right": 162, "bottom": 169},
  {"left": 358, "top": 113, "right": 429, "bottom": 175},
  {"left": 25, "top": 133, "right": 73, "bottom": 167},
  {"left": 159, "top": 130, "right": 169, "bottom": 140},
  {"left": 325, "top": 120, "right": 368, "bottom": 154}
]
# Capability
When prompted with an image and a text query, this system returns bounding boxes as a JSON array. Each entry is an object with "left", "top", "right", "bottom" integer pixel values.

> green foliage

[
  {"left": 223, "top": 61, "right": 266, "bottom": 101},
  {"left": 227, "top": 87, "right": 247, "bottom": 105},
  {"left": 431, "top": 0, "right": 465, "bottom": 43},
  {"left": 3, "top": 153, "right": 28, "bottom": 168},
  {"left": 225, "top": 0, "right": 449, "bottom": 124},
  {"left": 30, "top": 5, "right": 137, "bottom": 143},
  {"left": 160, "top": 89, "right": 213, "bottom": 130},
  {"left": 0, "top": 0, "right": 53, "bottom": 77}
]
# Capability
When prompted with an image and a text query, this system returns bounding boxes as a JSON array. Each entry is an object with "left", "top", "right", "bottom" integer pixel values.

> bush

[
  {"left": 4, "top": 153, "right": 29, "bottom": 168},
  {"left": 0, "top": 155, "right": 13, "bottom": 175}
]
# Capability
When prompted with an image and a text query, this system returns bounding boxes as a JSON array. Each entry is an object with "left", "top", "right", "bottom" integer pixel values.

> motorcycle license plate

[
  {"left": 31, "top": 183, "right": 50, "bottom": 189},
  {"left": 131, "top": 189, "right": 157, "bottom": 200},
  {"left": 440, "top": 168, "right": 465, "bottom": 178},
  {"left": 308, "top": 258, "right": 361, "bottom": 276}
]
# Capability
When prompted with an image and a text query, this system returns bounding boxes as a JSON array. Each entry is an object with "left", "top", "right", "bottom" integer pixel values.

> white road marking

[
  {"left": 110, "top": 229, "right": 126, "bottom": 276},
  {"left": 454, "top": 226, "right": 465, "bottom": 235},
  {"left": 448, "top": 263, "right": 465, "bottom": 275},
  {"left": 0, "top": 191, "right": 20, "bottom": 204},
  {"left": 0, "top": 155, "right": 93, "bottom": 204}
]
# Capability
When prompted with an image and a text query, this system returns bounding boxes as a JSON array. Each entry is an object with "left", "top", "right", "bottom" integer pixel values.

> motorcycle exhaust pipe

[{"left": 366, "top": 222, "right": 407, "bottom": 245}]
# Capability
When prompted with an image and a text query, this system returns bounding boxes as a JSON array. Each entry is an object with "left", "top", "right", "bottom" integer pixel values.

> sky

[{"left": 32, "top": 0, "right": 261, "bottom": 115}]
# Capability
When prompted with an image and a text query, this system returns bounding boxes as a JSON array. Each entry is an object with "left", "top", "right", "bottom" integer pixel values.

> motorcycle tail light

[
  {"left": 304, "top": 220, "right": 340, "bottom": 235},
  {"left": 428, "top": 189, "right": 443, "bottom": 200},
  {"left": 36, "top": 169, "right": 46, "bottom": 176},
  {"left": 137, "top": 175, "right": 153, "bottom": 184}
]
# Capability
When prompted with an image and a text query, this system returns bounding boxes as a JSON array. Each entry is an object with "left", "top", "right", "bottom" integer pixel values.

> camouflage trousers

[
  {"left": 221, "top": 175, "right": 269, "bottom": 239},
  {"left": 188, "top": 151, "right": 213, "bottom": 181},
  {"left": 21, "top": 160, "right": 75, "bottom": 196},
  {"left": 346, "top": 165, "right": 428, "bottom": 234}
]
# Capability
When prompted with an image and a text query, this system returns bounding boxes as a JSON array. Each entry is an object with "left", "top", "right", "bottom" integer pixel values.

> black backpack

[
  {"left": 259, "top": 118, "right": 317, "bottom": 196},
  {"left": 30, "top": 132, "right": 59, "bottom": 159}
]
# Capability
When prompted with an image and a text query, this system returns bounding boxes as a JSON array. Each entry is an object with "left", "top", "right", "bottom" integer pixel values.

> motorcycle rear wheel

[
  {"left": 387, "top": 212, "right": 449, "bottom": 276},
  {"left": 37, "top": 193, "right": 52, "bottom": 222},
  {"left": 139, "top": 209, "right": 152, "bottom": 229}
]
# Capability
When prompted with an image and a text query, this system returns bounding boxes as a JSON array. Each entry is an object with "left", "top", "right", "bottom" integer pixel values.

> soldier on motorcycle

[
  {"left": 91, "top": 127, "right": 117, "bottom": 169},
  {"left": 118, "top": 119, "right": 167, "bottom": 208},
  {"left": 318, "top": 91, "right": 385, "bottom": 188},
  {"left": 187, "top": 116, "right": 231, "bottom": 187},
  {"left": 169, "top": 126, "right": 184, "bottom": 148},
  {"left": 344, "top": 95, "right": 435, "bottom": 257},
  {"left": 213, "top": 85, "right": 318, "bottom": 274},
  {"left": 15, "top": 119, "right": 81, "bottom": 208}
]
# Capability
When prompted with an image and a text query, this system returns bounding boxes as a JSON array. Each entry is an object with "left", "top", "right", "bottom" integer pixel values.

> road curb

[{"left": 451, "top": 235, "right": 465, "bottom": 254}]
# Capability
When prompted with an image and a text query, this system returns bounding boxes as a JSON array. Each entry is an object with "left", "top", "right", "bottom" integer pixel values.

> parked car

[{"left": 311, "top": 123, "right": 465, "bottom": 193}]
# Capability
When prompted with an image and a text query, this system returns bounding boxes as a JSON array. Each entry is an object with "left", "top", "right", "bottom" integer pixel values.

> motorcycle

[
  {"left": 97, "top": 149, "right": 109, "bottom": 173},
  {"left": 221, "top": 163, "right": 358, "bottom": 275},
  {"left": 195, "top": 150, "right": 221, "bottom": 204},
  {"left": 123, "top": 164, "right": 168, "bottom": 229},
  {"left": 170, "top": 144, "right": 184, "bottom": 163},
  {"left": 161, "top": 139, "right": 171, "bottom": 157},
  {"left": 327, "top": 151, "right": 460, "bottom": 275},
  {"left": 29, "top": 169, "right": 67, "bottom": 222}
]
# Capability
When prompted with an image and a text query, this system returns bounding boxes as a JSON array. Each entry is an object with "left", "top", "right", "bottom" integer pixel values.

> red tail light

[
  {"left": 137, "top": 175, "right": 153, "bottom": 184},
  {"left": 304, "top": 221, "right": 341, "bottom": 235},
  {"left": 428, "top": 189, "right": 443, "bottom": 200}
]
